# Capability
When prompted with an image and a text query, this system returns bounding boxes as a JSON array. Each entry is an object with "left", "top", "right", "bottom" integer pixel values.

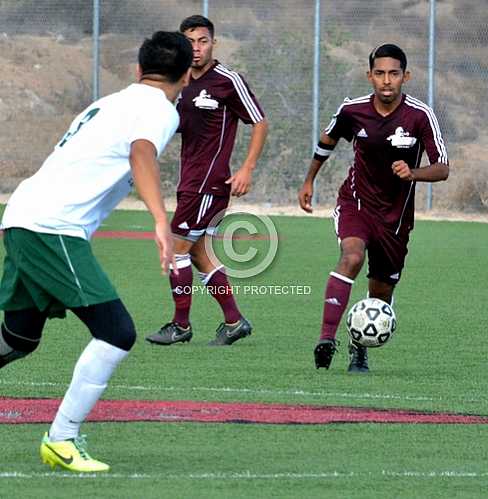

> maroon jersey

[
  {"left": 325, "top": 93, "right": 448, "bottom": 232},
  {"left": 176, "top": 60, "right": 265, "bottom": 196}
]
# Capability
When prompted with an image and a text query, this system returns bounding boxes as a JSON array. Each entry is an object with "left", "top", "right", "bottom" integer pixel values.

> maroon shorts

[
  {"left": 171, "top": 192, "right": 229, "bottom": 242},
  {"left": 333, "top": 197, "right": 410, "bottom": 285}
]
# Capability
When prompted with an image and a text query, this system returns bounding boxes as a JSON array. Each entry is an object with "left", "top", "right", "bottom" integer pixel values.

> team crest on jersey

[
  {"left": 193, "top": 90, "right": 219, "bottom": 110},
  {"left": 387, "top": 127, "right": 417, "bottom": 148}
]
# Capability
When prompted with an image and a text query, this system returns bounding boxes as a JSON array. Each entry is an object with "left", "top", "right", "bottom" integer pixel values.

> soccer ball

[{"left": 346, "top": 298, "right": 396, "bottom": 348}]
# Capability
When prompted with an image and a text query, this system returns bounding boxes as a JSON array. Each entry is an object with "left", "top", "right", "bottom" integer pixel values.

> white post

[
  {"left": 312, "top": 0, "right": 321, "bottom": 206},
  {"left": 426, "top": 0, "right": 436, "bottom": 210},
  {"left": 92, "top": 0, "right": 100, "bottom": 101}
]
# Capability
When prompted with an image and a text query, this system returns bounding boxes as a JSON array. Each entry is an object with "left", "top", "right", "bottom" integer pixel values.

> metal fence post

[
  {"left": 202, "top": 0, "right": 209, "bottom": 18},
  {"left": 312, "top": 0, "right": 321, "bottom": 205},
  {"left": 92, "top": 0, "right": 100, "bottom": 101},
  {"left": 426, "top": 0, "right": 436, "bottom": 210}
]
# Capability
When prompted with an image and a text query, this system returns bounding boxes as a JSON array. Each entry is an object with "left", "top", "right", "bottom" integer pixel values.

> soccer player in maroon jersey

[
  {"left": 298, "top": 44, "right": 449, "bottom": 372},
  {"left": 146, "top": 15, "right": 268, "bottom": 346}
]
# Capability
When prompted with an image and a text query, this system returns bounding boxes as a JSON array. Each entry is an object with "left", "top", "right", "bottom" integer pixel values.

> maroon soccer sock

[
  {"left": 169, "top": 255, "right": 193, "bottom": 328},
  {"left": 202, "top": 267, "right": 241, "bottom": 324},
  {"left": 320, "top": 272, "right": 354, "bottom": 341}
]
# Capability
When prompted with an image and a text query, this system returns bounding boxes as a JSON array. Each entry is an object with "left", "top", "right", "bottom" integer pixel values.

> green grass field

[{"left": 2, "top": 208, "right": 488, "bottom": 498}]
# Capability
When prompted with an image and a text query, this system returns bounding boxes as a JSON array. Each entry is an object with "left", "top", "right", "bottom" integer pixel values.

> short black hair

[
  {"left": 138, "top": 31, "right": 193, "bottom": 83},
  {"left": 179, "top": 15, "right": 214, "bottom": 38},
  {"left": 369, "top": 44, "right": 407, "bottom": 71}
]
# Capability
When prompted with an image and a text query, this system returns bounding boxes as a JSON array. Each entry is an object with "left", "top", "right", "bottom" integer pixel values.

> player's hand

[
  {"left": 154, "top": 221, "right": 177, "bottom": 275},
  {"left": 298, "top": 181, "right": 314, "bottom": 213},
  {"left": 225, "top": 167, "right": 252, "bottom": 197},
  {"left": 392, "top": 160, "right": 415, "bottom": 181}
]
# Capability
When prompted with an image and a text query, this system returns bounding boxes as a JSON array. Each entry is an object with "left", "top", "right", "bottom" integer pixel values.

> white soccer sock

[{"left": 49, "top": 338, "right": 128, "bottom": 442}]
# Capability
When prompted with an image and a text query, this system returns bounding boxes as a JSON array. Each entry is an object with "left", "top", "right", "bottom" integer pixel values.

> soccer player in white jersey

[{"left": 0, "top": 31, "right": 192, "bottom": 472}]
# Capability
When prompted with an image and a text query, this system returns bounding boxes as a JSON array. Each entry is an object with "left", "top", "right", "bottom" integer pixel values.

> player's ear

[
  {"left": 135, "top": 64, "right": 143, "bottom": 81},
  {"left": 366, "top": 70, "right": 373, "bottom": 83},
  {"left": 403, "top": 70, "right": 411, "bottom": 83},
  {"left": 182, "top": 67, "right": 191, "bottom": 88}
]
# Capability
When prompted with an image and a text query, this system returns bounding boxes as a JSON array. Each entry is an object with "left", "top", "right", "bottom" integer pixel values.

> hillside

[{"left": 0, "top": 0, "right": 486, "bottom": 211}]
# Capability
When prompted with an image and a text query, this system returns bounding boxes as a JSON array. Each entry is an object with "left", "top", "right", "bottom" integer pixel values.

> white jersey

[{"left": 1, "top": 83, "right": 179, "bottom": 240}]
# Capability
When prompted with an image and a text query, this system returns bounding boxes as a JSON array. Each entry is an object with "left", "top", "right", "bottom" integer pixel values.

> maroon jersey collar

[
  {"left": 191, "top": 60, "right": 219, "bottom": 82},
  {"left": 369, "top": 93, "right": 406, "bottom": 119}
]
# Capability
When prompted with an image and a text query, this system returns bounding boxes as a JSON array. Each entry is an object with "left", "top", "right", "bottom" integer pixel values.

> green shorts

[{"left": 0, "top": 228, "right": 118, "bottom": 318}]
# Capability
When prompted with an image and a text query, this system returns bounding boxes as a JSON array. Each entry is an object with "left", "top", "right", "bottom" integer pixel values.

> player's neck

[
  {"left": 191, "top": 59, "right": 215, "bottom": 80},
  {"left": 372, "top": 94, "right": 403, "bottom": 117},
  {"left": 139, "top": 80, "right": 180, "bottom": 103}
]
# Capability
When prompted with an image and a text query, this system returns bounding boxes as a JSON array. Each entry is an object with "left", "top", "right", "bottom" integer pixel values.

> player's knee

[
  {"left": 0, "top": 321, "right": 42, "bottom": 368},
  {"left": 94, "top": 314, "right": 137, "bottom": 352},
  {"left": 370, "top": 289, "right": 394, "bottom": 305},
  {"left": 115, "top": 321, "right": 137, "bottom": 352},
  {"left": 340, "top": 251, "right": 365, "bottom": 274},
  {"left": 369, "top": 280, "right": 395, "bottom": 304}
]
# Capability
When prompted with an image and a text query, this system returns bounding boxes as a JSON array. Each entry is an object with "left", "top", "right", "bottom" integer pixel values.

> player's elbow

[
  {"left": 255, "top": 117, "right": 269, "bottom": 134},
  {"left": 440, "top": 164, "right": 449, "bottom": 181}
]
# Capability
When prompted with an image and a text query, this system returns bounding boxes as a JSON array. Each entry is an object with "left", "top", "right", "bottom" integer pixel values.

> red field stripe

[
  {"left": 0, "top": 230, "right": 155, "bottom": 240},
  {"left": 93, "top": 231, "right": 278, "bottom": 241},
  {"left": 1, "top": 398, "right": 488, "bottom": 425},
  {"left": 0, "top": 230, "right": 277, "bottom": 241},
  {"left": 94, "top": 230, "right": 154, "bottom": 240}
]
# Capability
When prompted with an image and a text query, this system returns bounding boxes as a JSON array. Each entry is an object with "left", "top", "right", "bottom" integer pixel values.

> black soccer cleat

[
  {"left": 348, "top": 341, "right": 369, "bottom": 373},
  {"left": 314, "top": 339, "right": 339, "bottom": 369},
  {"left": 145, "top": 322, "right": 193, "bottom": 345},
  {"left": 208, "top": 317, "right": 252, "bottom": 346}
]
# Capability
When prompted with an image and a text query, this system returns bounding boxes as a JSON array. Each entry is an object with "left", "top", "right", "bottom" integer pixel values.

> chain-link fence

[{"left": 1, "top": 0, "right": 487, "bottom": 211}]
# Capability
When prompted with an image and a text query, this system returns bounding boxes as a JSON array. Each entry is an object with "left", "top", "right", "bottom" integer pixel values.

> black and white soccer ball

[{"left": 346, "top": 298, "right": 396, "bottom": 348}]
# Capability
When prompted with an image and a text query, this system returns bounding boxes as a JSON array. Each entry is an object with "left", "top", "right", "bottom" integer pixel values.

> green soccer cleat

[
  {"left": 40, "top": 433, "right": 110, "bottom": 473},
  {"left": 348, "top": 341, "right": 369, "bottom": 373},
  {"left": 145, "top": 322, "right": 193, "bottom": 345},
  {"left": 208, "top": 317, "right": 252, "bottom": 346}
]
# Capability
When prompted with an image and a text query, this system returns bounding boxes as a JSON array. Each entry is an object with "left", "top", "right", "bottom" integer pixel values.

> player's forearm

[
  {"left": 241, "top": 119, "right": 268, "bottom": 170},
  {"left": 304, "top": 158, "right": 327, "bottom": 184},
  {"left": 304, "top": 133, "right": 336, "bottom": 182},
  {"left": 412, "top": 163, "right": 449, "bottom": 182},
  {"left": 130, "top": 148, "right": 169, "bottom": 225}
]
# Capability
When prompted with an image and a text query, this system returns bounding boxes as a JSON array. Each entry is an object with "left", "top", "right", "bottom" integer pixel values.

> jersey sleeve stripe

[
  {"left": 406, "top": 96, "right": 448, "bottom": 163},
  {"left": 215, "top": 65, "right": 264, "bottom": 123},
  {"left": 215, "top": 65, "right": 262, "bottom": 122},
  {"left": 323, "top": 95, "right": 372, "bottom": 134},
  {"left": 324, "top": 116, "right": 338, "bottom": 135},
  {"left": 344, "top": 93, "right": 372, "bottom": 103},
  {"left": 405, "top": 96, "right": 448, "bottom": 164}
]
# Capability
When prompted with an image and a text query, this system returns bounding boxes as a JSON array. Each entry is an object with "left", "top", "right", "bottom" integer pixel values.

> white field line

[
  {"left": 1, "top": 470, "right": 488, "bottom": 480},
  {"left": 1, "top": 379, "right": 487, "bottom": 405}
]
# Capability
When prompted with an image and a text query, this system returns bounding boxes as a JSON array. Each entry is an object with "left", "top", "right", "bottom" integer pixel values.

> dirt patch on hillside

[
  {"left": 0, "top": 34, "right": 127, "bottom": 192},
  {"left": 1, "top": 28, "right": 487, "bottom": 213}
]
